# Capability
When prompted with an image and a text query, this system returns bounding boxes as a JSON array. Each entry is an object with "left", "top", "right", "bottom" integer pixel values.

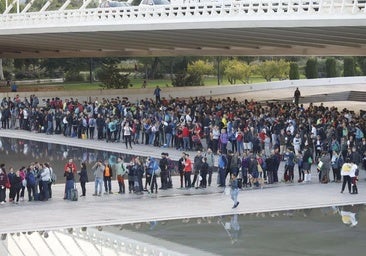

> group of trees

[{"left": 1, "top": 56, "right": 366, "bottom": 88}]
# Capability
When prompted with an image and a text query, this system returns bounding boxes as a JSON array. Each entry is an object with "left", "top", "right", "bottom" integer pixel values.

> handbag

[
  {"left": 5, "top": 180, "right": 11, "bottom": 189},
  {"left": 257, "top": 164, "right": 263, "bottom": 173},
  {"left": 317, "top": 160, "right": 324, "bottom": 171},
  {"left": 308, "top": 157, "right": 313, "bottom": 164}
]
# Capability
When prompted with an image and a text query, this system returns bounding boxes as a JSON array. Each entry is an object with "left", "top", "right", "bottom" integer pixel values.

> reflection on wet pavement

[{"left": 1, "top": 204, "right": 365, "bottom": 256}]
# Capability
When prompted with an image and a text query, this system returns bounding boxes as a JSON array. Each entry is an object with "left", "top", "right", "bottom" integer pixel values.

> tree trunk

[
  {"left": 149, "top": 57, "right": 160, "bottom": 80},
  {"left": 0, "top": 58, "right": 4, "bottom": 80}
]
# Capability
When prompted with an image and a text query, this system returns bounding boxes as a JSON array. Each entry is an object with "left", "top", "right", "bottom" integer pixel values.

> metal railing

[{"left": 1, "top": 0, "right": 366, "bottom": 29}]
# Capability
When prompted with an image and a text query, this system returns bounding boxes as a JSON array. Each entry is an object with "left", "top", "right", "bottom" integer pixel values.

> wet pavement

[
  {"left": 0, "top": 82, "right": 365, "bottom": 234},
  {"left": 0, "top": 129, "right": 365, "bottom": 234}
]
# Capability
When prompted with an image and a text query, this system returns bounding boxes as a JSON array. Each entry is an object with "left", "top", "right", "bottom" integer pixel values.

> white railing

[{"left": 1, "top": 0, "right": 366, "bottom": 29}]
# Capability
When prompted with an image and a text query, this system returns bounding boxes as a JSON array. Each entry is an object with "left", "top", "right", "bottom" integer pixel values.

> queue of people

[{"left": 1, "top": 89, "right": 365, "bottom": 205}]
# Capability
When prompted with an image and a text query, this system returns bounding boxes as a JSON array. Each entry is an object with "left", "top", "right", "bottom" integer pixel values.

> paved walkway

[
  {"left": 0, "top": 82, "right": 365, "bottom": 234},
  {"left": 0, "top": 129, "right": 365, "bottom": 235}
]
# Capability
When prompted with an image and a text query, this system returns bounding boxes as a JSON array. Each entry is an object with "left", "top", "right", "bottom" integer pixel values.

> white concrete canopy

[{"left": 1, "top": 0, "right": 366, "bottom": 58}]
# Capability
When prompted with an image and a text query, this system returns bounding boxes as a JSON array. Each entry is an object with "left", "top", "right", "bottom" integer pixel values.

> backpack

[
  {"left": 50, "top": 168, "right": 57, "bottom": 183},
  {"left": 26, "top": 172, "right": 36, "bottom": 186},
  {"left": 168, "top": 159, "right": 175, "bottom": 171}
]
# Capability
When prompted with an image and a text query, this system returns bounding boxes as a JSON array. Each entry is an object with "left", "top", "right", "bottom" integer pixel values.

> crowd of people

[{"left": 1, "top": 87, "right": 366, "bottom": 204}]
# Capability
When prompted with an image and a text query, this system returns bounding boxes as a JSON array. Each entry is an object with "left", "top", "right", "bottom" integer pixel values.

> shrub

[{"left": 289, "top": 62, "right": 300, "bottom": 80}]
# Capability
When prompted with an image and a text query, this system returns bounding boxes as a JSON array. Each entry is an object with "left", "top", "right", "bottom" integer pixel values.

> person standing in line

[
  {"left": 192, "top": 150, "right": 203, "bottom": 188},
  {"left": 63, "top": 166, "right": 74, "bottom": 200},
  {"left": 7, "top": 167, "right": 16, "bottom": 203},
  {"left": 45, "top": 163, "right": 53, "bottom": 198},
  {"left": 19, "top": 167, "right": 26, "bottom": 201},
  {"left": 92, "top": 160, "right": 104, "bottom": 196},
  {"left": 230, "top": 173, "right": 240, "bottom": 209},
  {"left": 40, "top": 164, "right": 51, "bottom": 201},
  {"left": 200, "top": 157, "right": 209, "bottom": 188},
  {"left": 294, "top": 87, "right": 301, "bottom": 106},
  {"left": 205, "top": 148, "right": 215, "bottom": 186},
  {"left": 178, "top": 152, "right": 186, "bottom": 188},
  {"left": 132, "top": 156, "right": 144, "bottom": 194},
  {"left": 115, "top": 157, "right": 127, "bottom": 194},
  {"left": 64, "top": 158, "right": 77, "bottom": 174},
  {"left": 79, "top": 162, "right": 89, "bottom": 197},
  {"left": 159, "top": 153, "right": 169, "bottom": 190},
  {"left": 0, "top": 167, "right": 9, "bottom": 204},
  {"left": 123, "top": 121, "right": 133, "bottom": 149},
  {"left": 183, "top": 153, "right": 192, "bottom": 188},
  {"left": 103, "top": 160, "right": 113, "bottom": 194},
  {"left": 218, "top": 150, "right": 228, "bottom": 187},
  {"left": 12, "top": 170, "right": 22, "bottom": 204}
]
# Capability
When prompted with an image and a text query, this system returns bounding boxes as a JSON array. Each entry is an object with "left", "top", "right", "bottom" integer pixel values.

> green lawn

[
  {"left": 62, "top": 76, "right": 276, "bottom": 90},
  {"left": 49, "top": 75, "right": 307, "bottom": 91}
]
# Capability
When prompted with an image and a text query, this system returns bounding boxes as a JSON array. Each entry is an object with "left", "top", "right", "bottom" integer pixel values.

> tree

[
  {"left": 0, "top": 0, "right": 5, "bottom": 12},
  {"left": 305, "top": 58, "right": 318, "bottom": 79},
  {"left": 222, "top": 59, "right": 251, "bottom": 84},
  {"left": 343, "top": 57, "right": 355, "bottom": 77},
  {"left": 187, "top": 60, "right": 214, "bottom": 86},
  {"left": 289, "top": 62, "right": 300, "bottom": 80},
  {"left": 275, "top": 59, "right": 290, "bottom": 80},
  {"left": 257, "top": 60, "right": 278, "bottom": 82},
  {"left": 325, "top": 57, "right": 337, "bottom": 78},
  {"left": 97, "top": 59, "right": 130, "bottom": 89}
]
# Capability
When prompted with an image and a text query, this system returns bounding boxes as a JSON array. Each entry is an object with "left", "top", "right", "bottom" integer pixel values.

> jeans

[
  {"left": 94, "top": 177, "right": 103, "bottom": 195},
  {"left": 42, "top": 180, "right": 50, "bottom": 201},
  {"left": 183, "top": 137, "right": 190, "bottom": 150},
  {"left": 104, "top": 176, "right": 112, "bottom": 193},
  {"left": 65, "top": 180, "right": 74, "bottom": 200},
  {"left": 231, "top": 188, "right": 239, "bottom": 206},
  {"left": 165, "top": 133, "right": 173, "bottom": 147},
  {"left": 219, "top": 167, "right": 226, "bottom": 186}
]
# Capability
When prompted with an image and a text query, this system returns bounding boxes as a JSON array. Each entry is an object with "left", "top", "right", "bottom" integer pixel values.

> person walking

[
  {"left": 230, "top": 173, "right": 240, "bottom": 209},
  {"left": 340, "top": 159, "right": 353, "bottom": 194},
  {"left": 79, "top": 162, "right": 88, "bottom": 197}
]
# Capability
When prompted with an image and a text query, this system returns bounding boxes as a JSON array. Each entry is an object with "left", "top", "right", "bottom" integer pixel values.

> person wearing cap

[{"left": 159, "top": 153, "right": 169, "bottom": 190}]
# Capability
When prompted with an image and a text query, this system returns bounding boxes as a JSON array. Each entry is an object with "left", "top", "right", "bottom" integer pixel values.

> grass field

[{"left": 61, "top": 76, "right": 282, "bottom": 91}]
